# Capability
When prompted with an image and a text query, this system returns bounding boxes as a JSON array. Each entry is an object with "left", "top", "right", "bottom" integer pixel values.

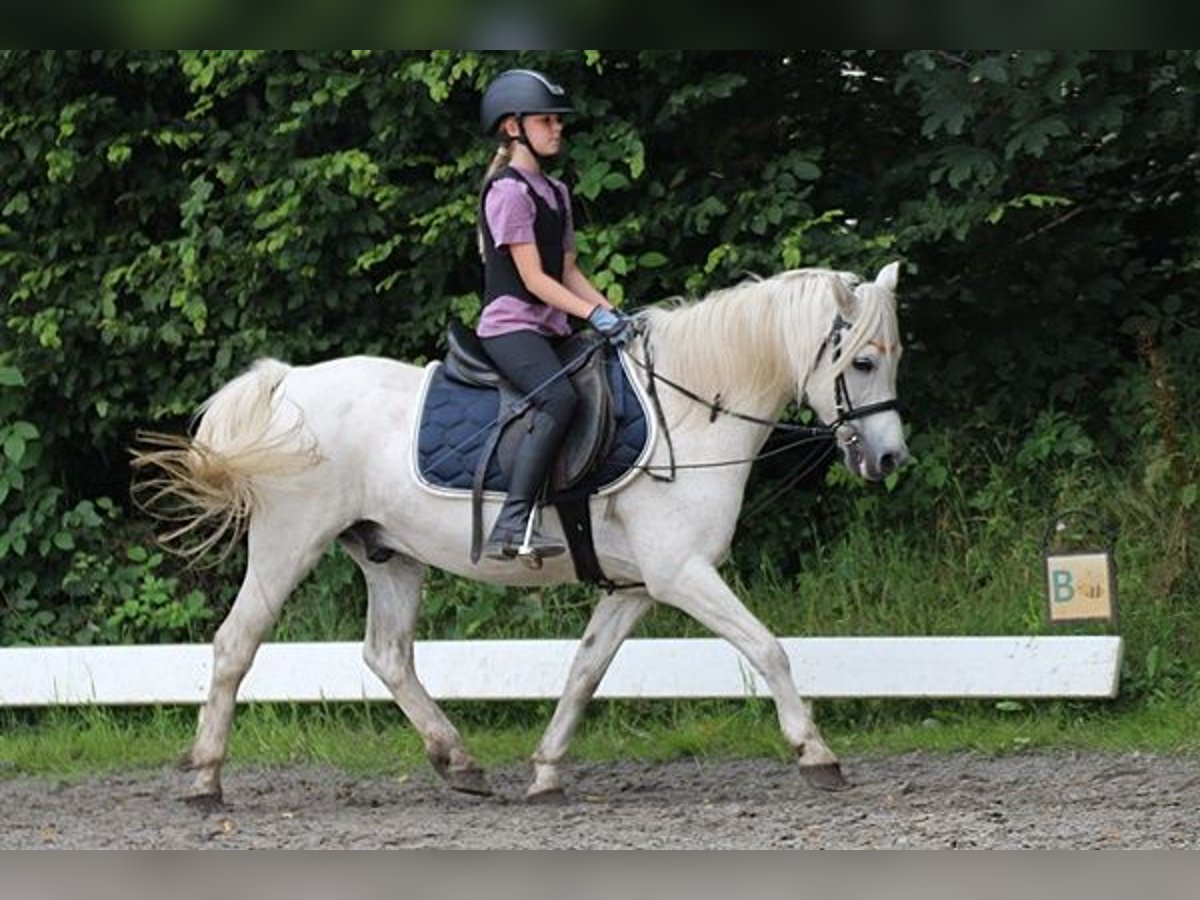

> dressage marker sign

[
  {"left": 1042, "top": 512, "right": 1120, "bottom": 626},
  {"left": 1045, "top": 551, "right": 1118, "bottom": 624},
  {"left": 0, "top": 636, "right": 1122, "bottom": 706}
]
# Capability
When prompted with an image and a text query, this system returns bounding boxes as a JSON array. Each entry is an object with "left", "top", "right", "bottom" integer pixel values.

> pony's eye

[{"left": 851, "top": 357, "right": 876, "bottom": 373}]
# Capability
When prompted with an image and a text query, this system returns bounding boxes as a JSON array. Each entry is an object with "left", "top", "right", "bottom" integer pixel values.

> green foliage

[{"left": 64, "top": 545, "right": 213, "bottom": 644}]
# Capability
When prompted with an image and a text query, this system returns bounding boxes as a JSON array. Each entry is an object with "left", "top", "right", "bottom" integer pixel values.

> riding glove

[{"left": 588, "top": 306, "right": 632, "bottom": 347}]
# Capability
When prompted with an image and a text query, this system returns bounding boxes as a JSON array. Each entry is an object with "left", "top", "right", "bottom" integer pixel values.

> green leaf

[
  {"left": 637, "top": 252, "right": 668, "bottom": 269},
  {"left": 1005, "top": 116, "right": 1070, "bottom": 159},
  {"left": 106, "top": 143, "right": 132, "bottom": 166},
  {"left": 922, "top": 98, "right": 973, "bottom": 137},
  {"left": 0, "top": 367, "right": 25, "bottom": 388},
  {"left": 970, "top": 57, "right": 1009, "bottom": 84},
  {"left": 3, "top": 433, "right": 26, "bottom": 465},
  {"left": 600, "top": 172, "right": 630, "bottom": 192},
  {"left": 3, "top": 192, "right": 30, "bottom": 215},
  {"left": 788, "top": 160, "right": 821, "bottom": 181},
  {"left": 1181, "top": 483, "right": 1198, "bottom": 510}
]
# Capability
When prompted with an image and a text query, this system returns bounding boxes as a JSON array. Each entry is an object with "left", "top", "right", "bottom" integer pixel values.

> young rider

[{"left": 476, "top": 68, "right": 631, "bottom": 563}]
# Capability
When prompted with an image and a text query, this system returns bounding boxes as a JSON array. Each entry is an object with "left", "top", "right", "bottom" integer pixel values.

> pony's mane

[{"left": 640, "top": 268, "right": 892, "bottom": 417}]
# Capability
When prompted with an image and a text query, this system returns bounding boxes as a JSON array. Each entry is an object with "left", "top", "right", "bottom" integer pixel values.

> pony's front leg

[
  {"left": 527, "top": 591, "right": 653, "bottom": 802},
  {"left": 647, "top": 558, "right": 847, "bottom": 791},
  {"left": 353, "top": 550, "right": 490, "bottom": 797}
]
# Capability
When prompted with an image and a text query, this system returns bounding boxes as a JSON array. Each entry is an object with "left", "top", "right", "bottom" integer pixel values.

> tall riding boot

[{"left": 484, "top": 410, "right": 568, "bottom": 562}]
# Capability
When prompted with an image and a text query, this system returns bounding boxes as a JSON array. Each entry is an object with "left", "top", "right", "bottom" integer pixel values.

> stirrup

[
  {"left": 517, "top": 513, "right": 544, "bottom": 569},
  {"left": 517, "top": 547, "right": 543, "bottom": 569},
  {"left": 516, "top": 508, "right": 564, "bottom": 569}
]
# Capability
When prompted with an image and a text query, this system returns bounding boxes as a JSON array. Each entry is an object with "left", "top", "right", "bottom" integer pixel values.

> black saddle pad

[{"left": 417, "top": 353, "right": 649, "bottom": 497}]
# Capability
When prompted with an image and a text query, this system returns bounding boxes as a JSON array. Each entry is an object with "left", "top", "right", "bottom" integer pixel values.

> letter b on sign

[{"left": 1051, "top": 569, "right": 1074, "bottom": 603}]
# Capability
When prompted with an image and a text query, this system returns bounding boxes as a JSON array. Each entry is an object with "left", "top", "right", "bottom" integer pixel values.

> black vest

[{"left": 480, "top": 166, "right": 569, "bottom": 307}]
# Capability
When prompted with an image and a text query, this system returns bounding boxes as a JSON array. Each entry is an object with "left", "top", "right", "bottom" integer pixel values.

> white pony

[{"left": 133, "top": 263, "right": 909, "bottom": 805}]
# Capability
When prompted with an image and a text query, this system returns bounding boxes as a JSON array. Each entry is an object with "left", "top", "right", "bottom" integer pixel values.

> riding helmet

[{"left": 479, "top": 69, "right": 574, "bottom": 135}]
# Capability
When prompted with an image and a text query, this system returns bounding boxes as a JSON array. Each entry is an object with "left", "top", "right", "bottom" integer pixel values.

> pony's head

[{"left": 802, "top": 262, "right": 909, "bottom": 481}]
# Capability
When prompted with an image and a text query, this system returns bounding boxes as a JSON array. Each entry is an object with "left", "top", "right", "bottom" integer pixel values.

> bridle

[
  {"left": 813, "top": 313, "right": 902, "bottom": 435},
  {"left": 628, "top": 311, "right": 901, "bottom": 481}
]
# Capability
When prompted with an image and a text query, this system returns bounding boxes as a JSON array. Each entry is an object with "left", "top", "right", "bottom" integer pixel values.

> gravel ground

[{"left": 2, "top": 751, "right": 1196, "bottom": 848}]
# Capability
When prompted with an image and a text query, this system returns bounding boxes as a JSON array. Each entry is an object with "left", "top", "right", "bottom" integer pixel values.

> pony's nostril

[{"left": 879, "top": 453, "right": 896, "bottom": 476}]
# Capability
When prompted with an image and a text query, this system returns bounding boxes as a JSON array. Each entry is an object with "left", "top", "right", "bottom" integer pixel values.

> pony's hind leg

[
  {"left": 185, "top": 515, "right": 328, "bottom": 805},
  {"left": 527, "top": 590, "right": 653, "bottom": 802},
  {"left": 348, "top": 546, "right": 491, "bottom": 797},
  {"left": 646, "top": 557, "right": 848, "bottom": 791}
]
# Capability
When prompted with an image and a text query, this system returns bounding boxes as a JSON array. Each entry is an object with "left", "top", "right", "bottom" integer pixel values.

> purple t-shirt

[{"left": 477, "top": 167, "right": 576, "bottom": 339}]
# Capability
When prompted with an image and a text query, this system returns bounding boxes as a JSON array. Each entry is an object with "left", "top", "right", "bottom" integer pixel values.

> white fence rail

[{"left": 0, "top": 636, "right": 1122, "bottom": 706}]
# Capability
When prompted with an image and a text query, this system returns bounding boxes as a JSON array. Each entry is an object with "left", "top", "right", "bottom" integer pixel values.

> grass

[{"left": 3, "top": 693, "right": 1199, "bottom": 782}]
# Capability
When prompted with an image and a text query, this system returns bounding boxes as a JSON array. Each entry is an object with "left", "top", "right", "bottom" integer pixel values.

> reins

[
  {"left": 625, "top": 311, "right": 901, "bottom": 483},
  {"left": 626, "top": 341, "right": 834, "bottom": 483}
]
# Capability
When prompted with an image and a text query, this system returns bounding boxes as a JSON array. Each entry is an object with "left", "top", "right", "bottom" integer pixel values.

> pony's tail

[{"left": 130, "top": 358, "right": 321, "bottom": 564}]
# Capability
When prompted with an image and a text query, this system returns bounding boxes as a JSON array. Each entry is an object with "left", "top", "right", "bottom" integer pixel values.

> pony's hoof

[
  {"left": 526, "top": 787, "right": 567, "bottom": 806},
  {"left": 802, "top": 762, "right": 850, "bottom": 792},
  {"left": 444, "top": 766, "right": 493, "bottom": 797},
  {"left": 181, "top": 792, "right": 225, "bottom": 814}
]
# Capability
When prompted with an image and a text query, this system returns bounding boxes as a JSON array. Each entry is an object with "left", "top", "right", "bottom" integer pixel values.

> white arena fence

[{"left": 0, "top": 636, "right": 1122, "bottom": 706}]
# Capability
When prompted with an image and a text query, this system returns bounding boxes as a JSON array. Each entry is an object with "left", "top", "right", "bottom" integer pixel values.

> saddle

[
  {"left": 442, "top": 321, "right": 618, "bottom": 570},
  {"left": 444, "top": 321, "right": 616, "bottom": 493}
]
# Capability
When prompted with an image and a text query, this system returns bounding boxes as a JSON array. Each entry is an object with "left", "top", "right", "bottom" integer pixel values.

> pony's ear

[
  {"left": 875, "top": 261, "right": 901, "bottom": 292},
  {"left": 835, "top": 277, "right": 859, "bottom": 318}
]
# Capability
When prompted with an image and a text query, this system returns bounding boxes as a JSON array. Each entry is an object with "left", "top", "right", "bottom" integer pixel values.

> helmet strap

[{"left": 516, "top": 115, "right": 558, "bottom": 162}]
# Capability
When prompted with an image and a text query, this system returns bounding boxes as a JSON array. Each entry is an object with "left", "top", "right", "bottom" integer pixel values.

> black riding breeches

[{"left": 480, "top": 329, "right": 579, "bottom": 426}]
